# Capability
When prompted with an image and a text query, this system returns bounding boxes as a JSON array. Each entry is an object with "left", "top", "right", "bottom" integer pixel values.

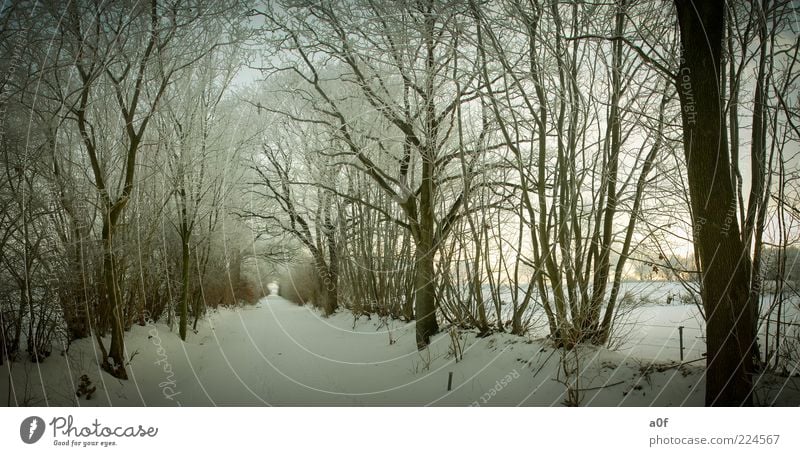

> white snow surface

[{"left": 2, "top": 294, "right": 798, "bottom": 406}]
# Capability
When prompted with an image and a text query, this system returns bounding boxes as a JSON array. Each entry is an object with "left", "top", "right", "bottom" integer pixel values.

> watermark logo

[
  {"left": 470, "top": 369, "right": 520, "bottom": 406},
  {"left": 20, "top": 416, "right": 46, "bottom": 444}
]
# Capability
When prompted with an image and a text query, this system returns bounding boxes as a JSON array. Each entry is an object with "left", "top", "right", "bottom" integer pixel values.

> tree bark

[
  {"left": 179, "top": 232, "right": 190, "bottom": 341},
  {"left": 414, "top": 159, "right": 439, "bottom": 349},
  {"left": 675, "top": 0, "right": 754, "bottom": 406},
  {"left": 314, "top": 256, "right": 338, "bottom": 316},
  {"left": 414, "top": 238, "right": 439, "bottom": 350},
  {"left": 101, "top": 217, "right": 127, "bottom": 379}
]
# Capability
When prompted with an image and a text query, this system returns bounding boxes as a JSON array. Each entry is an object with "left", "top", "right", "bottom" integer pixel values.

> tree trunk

[
  {"left": 402, "top": 236, "right": 415, "bottom": 321},
  {"left": 101, "top": 218, "right": 127, "bottom": 379},
  {"left": 414, "top": 239, "right": 438, "bottom": 350},
  {"left": 587, "top": 0, "right": 625, "bottom": 341},
  {"left": 414, "top": 163, "right": 439, "bottom": 349},
  {"left": 675, "top": 0, "right": 753, "bottom": 406},
  {"left": 323, "top": 208, "right": 339, "bottom": 315},
  {"left": 66, "top": 226, "right": 90, "bottom": 340},
  {"left": 179, "top": 233, "right": 190, "bottom": 341},
  {"left": 745, "top": 0, "right": 770, "bottom": 369},
  {"left": 314, "top": 257, "right": 338, "bottom": 316}
]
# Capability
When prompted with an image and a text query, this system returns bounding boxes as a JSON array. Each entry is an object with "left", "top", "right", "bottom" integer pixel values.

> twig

[
  {"left": 126, "top": 349, "right": 140, "bottom": 365},
  {"left": 577, "top": 380, "right": 625, "bottom": 392}
]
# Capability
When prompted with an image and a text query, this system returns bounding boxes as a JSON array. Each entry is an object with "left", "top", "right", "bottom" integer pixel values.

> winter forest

[{"left": 1, "top": 0, "right": 799, "bottom": 407}]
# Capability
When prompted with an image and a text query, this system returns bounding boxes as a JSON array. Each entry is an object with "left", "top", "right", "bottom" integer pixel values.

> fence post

[{"left": 678, "top": 326, "right": 684, "bottom": 362}]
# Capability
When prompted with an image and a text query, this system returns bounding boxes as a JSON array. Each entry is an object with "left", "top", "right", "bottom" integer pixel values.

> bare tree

[
  {"left": 470, "top": 0, "right": 675, "bottom": 345},
  {"left": 674, "top": 0, "right": 755, "bottom": 406},
  {"left": 160, "top": 44, "right": 243, "bottom": 339}
]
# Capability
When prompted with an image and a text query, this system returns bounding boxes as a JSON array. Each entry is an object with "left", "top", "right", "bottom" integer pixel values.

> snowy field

[
  {"left": 490, "top": 280, "right": 799, "bottom": 365},
  {"left": 2, "top": 288, "right": 799, "bottom": 407}
]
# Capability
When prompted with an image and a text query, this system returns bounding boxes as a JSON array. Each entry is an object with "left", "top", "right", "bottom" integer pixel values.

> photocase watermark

[
  {"left": 318, "top": 264, "right": 336, "bottom": 292},
  {"left": 143, "top": 312, "right": 182, "bottom": 404},
  {"left": 20, "top": 415, "right": 158, "bottom": 447},
  {"left": 19, "top": 415, "right": 161, "bottom": 448},
  {"left": 720, "top": 199, "right": 738, "bottom": 237},
  {"left": 49, "top": 415, "right": 158, "bottom": 438},
  {"left": 691, "top": 198, "right": 738, "bottom": 239},
  {"left": 470, "top": 369, "right": 520, "bottom": 406},
  {"left": 20, "top": 416, "right": 46, "bottom": 444},
  {"left": 692, "top": 217, "right": 706, "bottom": 239},
  {"left": 678, "top": 44, "right": 697, "bottom": 126}
]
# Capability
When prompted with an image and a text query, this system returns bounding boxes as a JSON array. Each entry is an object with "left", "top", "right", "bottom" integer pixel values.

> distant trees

[
  {"left": 249, "top": 130, "right": 341, "bottom": 316},
  {"left": 255, "top": 0, "right": 482, "bottom": 348}
]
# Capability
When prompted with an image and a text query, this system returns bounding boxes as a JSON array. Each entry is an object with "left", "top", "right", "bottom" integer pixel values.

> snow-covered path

[
  {"left": 2, "top": 296, "right": 798, "bottom": 406},
  {"left": 118, "top": 295, "right": 587, "bottom": 406}
]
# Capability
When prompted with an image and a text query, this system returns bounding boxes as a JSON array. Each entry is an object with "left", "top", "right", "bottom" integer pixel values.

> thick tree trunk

[
  {"left": 314, "top": 257, "right": 338, "bottom": 316},
  {"left": 68, "top": 228, "right": 90, "bottom": 339},
  {"left": 414, "top": 239, "right": 438, "bottom": 350},
  {"left": 101, "top": 219, "right": 127, "bottom": 379},
  {"left": 413, "top": 165, "right": 439, "bottom": 349},
  {"left": 675, "top": 0, "right": 754, "bottom": 406}
]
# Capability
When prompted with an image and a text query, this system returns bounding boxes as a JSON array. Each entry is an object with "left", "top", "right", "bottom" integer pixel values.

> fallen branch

[{"left": 577, "top": 380, "right": 625, "bottom": 392}]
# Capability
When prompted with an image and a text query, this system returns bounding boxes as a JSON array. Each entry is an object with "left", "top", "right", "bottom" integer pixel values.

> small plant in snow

[
  {"left": 556, "top": 346, "right": 584, "bottom": 407},
  {"left": 76, "top": 374, "right": 96, "bottom": 400},
  {"left": 679, "top": 291, "right": 696, "bottom": 305},
  {"left": 448, "top": 327, "right": 464, "bottom": 362},
  {"left": 411, "top": 347, "right": 432, "bottom": 374},
  {"left": 377, "top": 315, "right": 396, "bottom": 345}
]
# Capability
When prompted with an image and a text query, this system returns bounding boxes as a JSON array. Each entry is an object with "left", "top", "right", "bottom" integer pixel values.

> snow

[{"left": 2, "top": 294, "right": 799, "bottom": 406}]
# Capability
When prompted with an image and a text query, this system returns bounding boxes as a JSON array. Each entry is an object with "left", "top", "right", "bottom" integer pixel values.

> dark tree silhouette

[{"left": 674, "top": 0, "right": 755, "bottom": 406}]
